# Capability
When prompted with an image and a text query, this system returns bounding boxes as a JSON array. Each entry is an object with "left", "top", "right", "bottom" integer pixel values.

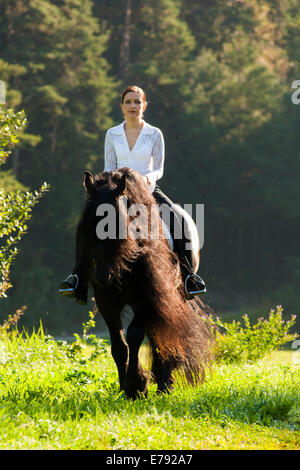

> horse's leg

[
  {"left": 151, "top": 345, "right": 176, "bottom": 394},
  {"left": 124, "top": 315, "right": 148, "bottom": 399},
  {"left": 107, "top": 325, "right": 128, "bottom": 391},
  {"left": 93, "top": 289, "right": 128, "bottom": 391}
]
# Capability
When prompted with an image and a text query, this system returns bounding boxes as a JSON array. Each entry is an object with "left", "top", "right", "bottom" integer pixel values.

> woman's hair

[{"left": 121, "top": 86, "right": 147, "bottom": 104}]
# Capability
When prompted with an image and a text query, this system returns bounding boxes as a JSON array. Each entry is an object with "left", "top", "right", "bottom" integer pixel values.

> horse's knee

[
  {"left": 111, "top": 340, "right": 128, "bottom": 363},
  {"left": 126, "top": 323, "right": 145, "bottom": 348}
]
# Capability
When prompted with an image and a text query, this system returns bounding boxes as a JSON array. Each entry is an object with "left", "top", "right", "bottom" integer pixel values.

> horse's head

[{"left": 83, "top": 168, "right": 149, "bottom": 289}]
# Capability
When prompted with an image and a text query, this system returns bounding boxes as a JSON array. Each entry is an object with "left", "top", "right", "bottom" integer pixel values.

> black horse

[{"left": 78, "top": 167, "right": 212, "bottom": 399}]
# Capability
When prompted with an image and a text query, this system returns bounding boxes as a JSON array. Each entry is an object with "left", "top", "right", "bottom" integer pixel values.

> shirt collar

[{"left": 110, "top": 120, "right": 155, "bottom": 135}]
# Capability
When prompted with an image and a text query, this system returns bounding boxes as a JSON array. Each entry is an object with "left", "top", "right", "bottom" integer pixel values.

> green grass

[{"left": 0, "top": 329, "right": 299, "bottom": 450}]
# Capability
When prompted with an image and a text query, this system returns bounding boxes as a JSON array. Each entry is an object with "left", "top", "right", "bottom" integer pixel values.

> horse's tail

[{"left": 145, "top": 294, "right": 214, "bottom": 385}]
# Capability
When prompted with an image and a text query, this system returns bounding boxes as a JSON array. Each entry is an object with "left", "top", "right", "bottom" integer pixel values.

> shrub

[
  {"left": 212, "top": 305, "right": 298, "bottom": 363},
  {"left": 0, "top": 106, "right": 49, "bottom": 298}
]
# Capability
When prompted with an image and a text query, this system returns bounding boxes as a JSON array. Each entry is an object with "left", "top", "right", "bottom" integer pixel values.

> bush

[
  {"left": 212, "top": 305, "right": 298, "bottom": 364},
  {"left": 0, "top": 106, "right": 49, "bottom": 298}
]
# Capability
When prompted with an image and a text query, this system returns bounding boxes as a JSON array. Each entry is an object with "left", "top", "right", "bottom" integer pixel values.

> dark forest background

[{"left": 1, "top": 0, "right": 300, "bottom": 334}]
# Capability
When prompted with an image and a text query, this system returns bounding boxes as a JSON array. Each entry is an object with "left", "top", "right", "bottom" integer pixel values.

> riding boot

[
  {"left": 58, "top": 267, "right": 88, "bottom": 305},
  {"left": 173, "top": 239, "right": 206, "bottom": 300},
  {"left": 179, "top": 260, "right": 206, "bottom": 300},
  {"left": 75, "top": 263, "right": 89, "bottom": 305},
  {"left": 58, "top": 212, "right": 90, "bottom": 305},
  {"left": 167, "top": 205, "right": 206, "bottom": 299},
  {"left": 58, "top": 274, "right": 77, "bottom": 298},
  {"left": 152, "top": 185, "right": 206, "bottom": 299}
]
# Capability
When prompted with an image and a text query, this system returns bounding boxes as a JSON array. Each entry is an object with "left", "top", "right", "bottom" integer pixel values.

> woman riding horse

[
  {"left": 70, "top": 167, "right": 212, "bottom": 398},
  {"left": 59, "top": 85, "right": 206, "bottom": 304}
]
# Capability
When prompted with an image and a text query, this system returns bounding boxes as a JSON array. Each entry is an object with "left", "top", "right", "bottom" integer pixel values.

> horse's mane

[{"left": 86, "top": 168, "right": 213, "bottom": 383}]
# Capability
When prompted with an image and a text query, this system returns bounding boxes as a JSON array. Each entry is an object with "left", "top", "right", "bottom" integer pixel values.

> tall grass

[{"left": 0, "top": 308, "right": 299, "bottom": 450}]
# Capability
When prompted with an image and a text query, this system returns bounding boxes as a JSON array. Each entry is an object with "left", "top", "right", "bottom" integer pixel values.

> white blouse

[{"left": 104, "top": 120, "right": 165, "bottom": 193}]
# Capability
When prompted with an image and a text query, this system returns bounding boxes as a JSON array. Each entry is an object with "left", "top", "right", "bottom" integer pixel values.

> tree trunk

[{"left": 119, "top": 0, "right": 132, "bottom": 83}]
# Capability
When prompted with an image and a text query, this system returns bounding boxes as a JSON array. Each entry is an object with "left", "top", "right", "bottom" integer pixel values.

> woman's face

[{"left": 121, "top": 91, "right": 147, "bottom": 121}]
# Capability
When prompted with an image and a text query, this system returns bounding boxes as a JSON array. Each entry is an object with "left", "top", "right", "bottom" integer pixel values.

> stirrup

[
  {"left": 59, "top": 274, "right": 79, "bottom": 293},
  {"left": 184, "top": 273, "right": 206, "bottom": 297}
]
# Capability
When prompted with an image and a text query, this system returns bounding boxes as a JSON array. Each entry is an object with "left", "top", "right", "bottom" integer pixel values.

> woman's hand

[{"left": 143, "top": 175, "right": 150, "bottom": 184}]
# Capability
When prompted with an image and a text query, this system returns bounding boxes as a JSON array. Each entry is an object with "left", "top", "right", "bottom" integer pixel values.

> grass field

[{"left": 0, "top": 328, "right": 299, "bottom": 450}]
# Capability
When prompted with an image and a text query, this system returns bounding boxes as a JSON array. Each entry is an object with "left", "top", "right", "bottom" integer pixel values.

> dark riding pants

[{"left": 152, "top": 185, "right": 194, "bottom": 271}]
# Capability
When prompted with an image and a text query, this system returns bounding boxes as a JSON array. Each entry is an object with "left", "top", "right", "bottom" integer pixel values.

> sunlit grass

[{"left": 0, "top": 329, "right": 299, "bottom": 450}]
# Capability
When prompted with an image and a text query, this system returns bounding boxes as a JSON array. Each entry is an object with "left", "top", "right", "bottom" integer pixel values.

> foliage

[
  {"left": 0, "top": 305, "right": 26, "bottom": 337},
  {"left": 62, "top": 308, "right": 108, "bottom": 361},
  {"left": 0, "top": 108, "right": 25, "bottom": 164},
  {"left": 0, "top": 181, "right": 49, "bottom": 298},
  {"left": 213, "top": 305, "right": 298, "bottom": 364},
  {"left": 0, "top": 106, "right": 49, "bottom": 298}
]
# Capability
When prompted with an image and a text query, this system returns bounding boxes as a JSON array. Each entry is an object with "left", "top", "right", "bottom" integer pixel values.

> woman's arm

[
  {"left": 144, "top": 129, "right": 165, "bottom": 187},
  {"left": 104, "top": 130, "right": 117, "bottom": 172}
]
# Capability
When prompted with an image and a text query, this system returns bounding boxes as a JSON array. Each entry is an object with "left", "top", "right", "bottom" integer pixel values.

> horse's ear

[{"left": 83, "top": 171, "right": 94, "bottom": 195}]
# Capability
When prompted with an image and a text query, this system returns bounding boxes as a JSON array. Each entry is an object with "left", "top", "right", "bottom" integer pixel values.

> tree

[
  {"left": 119, "top": 0, "right": 132, "bottom": 83},
  {"left": 0, "top": 0, "right": 118, "bottom": 329}
]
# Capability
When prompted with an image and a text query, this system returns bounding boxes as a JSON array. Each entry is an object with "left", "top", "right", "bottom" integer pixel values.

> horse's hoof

[
  {"left": 156, "top": 384, "right": 173, "bottom": 395},
  {"left": 125, "top": 388, "right": 148, "bottom": 400},
  {"left": 124, "top": 377, "right": 148, "bottom": 400}
]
